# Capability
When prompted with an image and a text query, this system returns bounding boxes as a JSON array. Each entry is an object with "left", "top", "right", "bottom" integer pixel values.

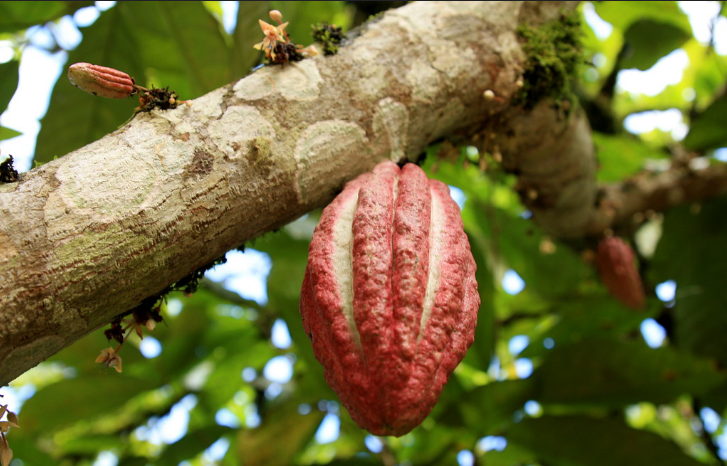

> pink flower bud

[
  {"left": 269, "top": 10, "right": 283, "bottom": 23},
  {"left": 68, "top": 63, "right": 135, "bottom": 99}
]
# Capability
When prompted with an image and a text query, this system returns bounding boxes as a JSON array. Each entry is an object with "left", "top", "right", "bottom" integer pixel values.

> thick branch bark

[{"left": 487, "top": 102, "right": 727, "bottom": 238}]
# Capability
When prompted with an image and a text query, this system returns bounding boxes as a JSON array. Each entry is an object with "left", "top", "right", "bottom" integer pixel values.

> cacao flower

[
  {"left": 596, "top": 236, "right": 645, "bottom": 311},
  {"left": 68, "top": 63, "right": 135, "bottom": 99},
  {"left": 300, "top": 161, "right": 479, "bottom": 436}
]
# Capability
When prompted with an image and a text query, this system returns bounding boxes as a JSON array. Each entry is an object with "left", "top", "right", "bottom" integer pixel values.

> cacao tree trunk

[{"left": 1, "top": 1, "right": 725, "bottom": 385}]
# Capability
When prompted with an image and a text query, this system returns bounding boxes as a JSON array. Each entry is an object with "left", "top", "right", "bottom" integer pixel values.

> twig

[
  {"left": 586, "top": 162, "right": 727, "bottom": 236},
  {"left": 198, "top": 279, "right": 263, "bottom": 310}
]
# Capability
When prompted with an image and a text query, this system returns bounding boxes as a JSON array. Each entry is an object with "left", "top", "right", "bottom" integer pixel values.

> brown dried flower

[{"left": 95, "top": 347, "right": 123, "bottom": 373}]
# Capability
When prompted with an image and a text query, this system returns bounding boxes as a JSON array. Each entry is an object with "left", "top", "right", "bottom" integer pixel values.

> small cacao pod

[
  {"left": 596, "top": 236, "right": 645, "bottom": 310},
  {"left": 300, "top": 161, "right": 479, "bottom": 436},
  {"left": 67, "top": 63, "right": 135, "bottom": 99}
]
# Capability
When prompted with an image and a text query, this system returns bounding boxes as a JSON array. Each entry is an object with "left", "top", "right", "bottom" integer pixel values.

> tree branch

[
  {"left": 483, "top": 99, "right": 727, "bottom": 239},
  {"left": 585, "top": 162, "right": 727, "bottom": 236},
  {"left": 0, "top": 1, "right": 542, "bottom": 384}
]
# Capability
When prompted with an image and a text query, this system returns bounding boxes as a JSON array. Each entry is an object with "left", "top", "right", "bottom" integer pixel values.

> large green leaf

[
  {"left": 235, "top": 400, "right": 324, "bottom": 465},
  {"left": 253, "top": 229, "right": 333, "bottom": 394},
  {"left": 123, "top": 2, "right": 231, "bottom": 98},
  {"left": 35, "top": 1, "right": 230, "bottom": 164},
  {"left": 620, "top": 19, "right": 690, "bottom": 71},
  {"left": 533, "top": 339, "right": 725, "bottom": 407},
  {"left": 35, "top": 6, "right": 143, "bottom": 164},
  {"left": 4, "top": 435, "right": 57, "bottom": 466},
  {"left": 198, "top": 341, "right": 276, "bottom": 413},
  {"left": 651, "top": 198, "right": 727, "bottom": 365},
  {"left": 469, "top": 201, "right": 591, "bottom": 300},
  {"left": 593, "top": 132, "right": 668, "bottom": 182},
  {"left": 453, "top": 379, "right": 534, "bottom": 436},
  {"left": 232, "top": 1, "right": 269, "bottom": 79},
  {"left": 506, "top": 415, "right": 704, "bottom": 466},
  {"left": 464, "top": 231, "right": 497, "bottom": 369},
  {"left": 0, "top": 126, "right": 21, "bottom": 141},
  {"left": 683, "top": 93, "right": 727, "bottom": 151},
  {"left": 269, "top": 1, "right": 351, "bottom": 46},
  {"left": 480, "top": 443, "right": 537, "bottom": 466},
  {"left": 522, "top": 297, "right": 647, "bottom": 360},
  {"left": 0, "top": 60, "right": 19, "bottom": 112},
  {"left": 17, "top": 374, "right": 158, "bottom": 433},
  {"left": 595, "top": 2, "right": 692, "bottom": 35},
  {"left": 157, "top": 425, "right": 233, "bottom": 466},
  {"left": 0, "top": 2, "right": 93, "bottom": 33},
  {"left": 58, "top": 435, "right": 126, "bottom": 455}
]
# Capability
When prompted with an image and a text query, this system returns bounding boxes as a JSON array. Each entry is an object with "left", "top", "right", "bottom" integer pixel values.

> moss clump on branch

[
  {"left": 311, "top": 22, "right": 346, "bottom": 56},
  {"left": 515, "top": 10, "right": 584, "bottom": 110}
]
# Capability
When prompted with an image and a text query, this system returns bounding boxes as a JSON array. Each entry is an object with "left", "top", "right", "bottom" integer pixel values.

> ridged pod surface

[
  {"left": 67, "top": 63, "right": 135, "bottom": 99},
  {"left": 597, "top": 237, "right": 645, "bottom": 311},
  {"left": 300, "top": 161, "right": 479, "bottom": 436}
]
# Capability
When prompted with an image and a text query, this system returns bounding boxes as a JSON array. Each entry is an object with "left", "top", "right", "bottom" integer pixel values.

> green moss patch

[{"left": 515, "top": 10, "right": 584, "bottom": 110}]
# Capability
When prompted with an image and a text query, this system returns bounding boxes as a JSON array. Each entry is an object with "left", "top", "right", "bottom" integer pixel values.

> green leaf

[
  {"left": 0, "top": 60, "right": 19, "bottom": 112},
  {"left": 468, "top": 201, "right": 591, "bottom": 300},
  {"left": 35, "top": 7, "right": 141, "bottom": 164},
  {"left": 4, "top": 434, "right": 58, "bottom": 466},
  {"left": 507, "top": 415, "right": 705, "bottom": 466},
  {"left": 594, "top": 2, "right": 692, "bottom": 35},
  {"left": 253, "top": 230, "right": 333, "bottom": 394},
  {"left": 269, "top": 1, "right": 350, "bottom": 46},
  {"left": 464, "top": 230, "right": 497, "bottom": 369},
  {"left": 117, "top": 457, "right": 151, "bottom": 466},
  {"left": 620, "top": 20, "right": 690, "bottom": 71},
  {"left": 533, "top": 339, "right": 725, "bottom": 407},
  {"left": 128, "top": 2, "right": 231, "bottom": 98},
  {"left": 454, "top": 379, "right": 534, "bottom": 435},
  {"left": 481, "top": 443, "right": 537, "bottom": 466},
  {"left": 58, "top": 435, "right": 126, "bottom": 455},
  {"left": 17, "top": 374, "right": 158, "bottom": 433},
  {"left": 522, "top": 297, "right": 647, "bottom": 359},
  {"left": 683, "top": 92, "right": 727, "bottom": 151},
  {"left": 232, "top": 1, "right": 269, "bottom": 78},
  {"left": 651, "top": 198, "right": 727, "bottom": 365},
  {"left": 0, "top": 125, "right": 21, "bottom": 141},
  {"left": 157, "top": 425, "right": 233, "bottom": 465},
  {"left": 199, "top": 341, "right": 276, "bottom": 412},
  {"left": 35, "top": 1, "right": 230, "bottom": 164},
  {"left": 0, "top": 2, "right": 82, "bottom": 33},
  {"left": 313, "top": 459, "right": 380, "bottom": 466},
  {"left": 593, "top": 132, "right": 667, "bottom": 182},
  {"left": 235, "top": 401, "right": 325, "bottom": 466}
]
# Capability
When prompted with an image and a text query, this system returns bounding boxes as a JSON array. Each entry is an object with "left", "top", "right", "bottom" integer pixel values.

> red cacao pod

[
  {"left": 68, "top": 63, "right": 135, "bottom": 99},
  {"left": 596, "top": 237, "right": 645, "bottom": 310},
  {"left": 300, "top": 161, "right": 479, "bottom": 436}
]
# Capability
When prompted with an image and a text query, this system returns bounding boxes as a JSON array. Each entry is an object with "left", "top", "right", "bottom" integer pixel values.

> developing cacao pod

[
  {"left": 68, "top": 63, "right": 135, "bottom": 99},
  {"left": 596, "top": 236, "right": 645, "bottom": 310},
  {"left": 300, "top": 161, "right": 479, "bottom": 436}
]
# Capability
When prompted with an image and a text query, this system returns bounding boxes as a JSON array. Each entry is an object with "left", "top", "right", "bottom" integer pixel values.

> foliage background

[{"left": 1, "top": 1, "right": 727, "bottom": 465}]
